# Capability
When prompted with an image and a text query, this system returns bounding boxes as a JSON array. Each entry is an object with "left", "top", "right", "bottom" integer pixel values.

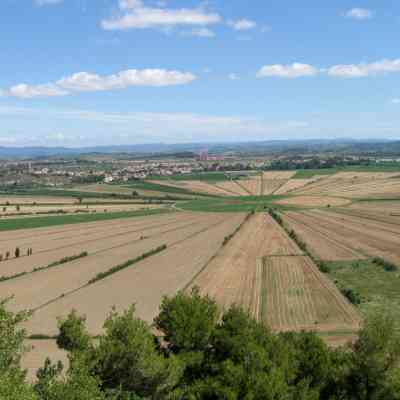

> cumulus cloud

[
  {"left": 228, "top": 18, "right": 257, "bottom": 31},
  {"left": 257, "top": 59, "right": 400, "bottom": 79},
  {"left": 102, "top": 0, "right": 221, "bottom": 31},
  {"left": 2, "top": 69, "right": 196, "bottom": 99},
  {"left": 257, "top": 63, "right": 318, "bottom": 78},
  {"left": 344, "top": 8, "right": 373, "bottom": 20},
  {"left": 327, "top": 59, "right": 400, "bottom": 77}
]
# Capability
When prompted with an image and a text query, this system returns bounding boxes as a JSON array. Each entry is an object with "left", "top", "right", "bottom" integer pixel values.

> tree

[
  {"left": 57, "top": 310, "right": 91, "bottom": 353},
  {"left": 155, "top": 287, "right": 219, "bottom": 353},
  {"left": 94, "top": 305, "right": 182, "bottom": 398},
  {"left": 35, "top": 355, "right": 106, "bottom": 400},
  {"left": 344, "top": 311, "right": 400, "bottom": 399},
  {"left": 0, "top": 299, "right": 37, "bottom": 400}
]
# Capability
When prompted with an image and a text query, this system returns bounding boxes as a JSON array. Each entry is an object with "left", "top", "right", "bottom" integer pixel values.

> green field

[
  {"left": 327, "top": 259, "right": 400, "bottom": 327},
  {"left": 179, "top": 195, "right": 291, "bottom": 212},
  {"left": 0, "top": 208, "right": 172, "bottom": 232}
]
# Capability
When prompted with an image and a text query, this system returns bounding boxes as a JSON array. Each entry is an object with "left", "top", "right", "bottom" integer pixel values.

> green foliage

[
  {"left": 88, "top": 245, "right": 167, "bottom": 284},
  {"left": 94, "top": 305, "right": 182, "bottom": 398},
  {"left": 57, "top": 310, "right": 91, "bottom": 352},
  {"left": 340, "top": 286, "right": 362, "bottom": 305},
  {"left": 372, "top": 256, "right": 398, "bottom": 272},
  {"left": 155, "top": 287, "right": 219, "bottom": 353}
]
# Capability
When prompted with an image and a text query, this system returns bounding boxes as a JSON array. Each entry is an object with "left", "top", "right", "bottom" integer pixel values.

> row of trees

[{"left": 2, "top": 289, "right": 400, "bottom": 399}]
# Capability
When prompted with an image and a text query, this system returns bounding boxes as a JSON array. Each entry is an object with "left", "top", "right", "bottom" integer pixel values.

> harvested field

[
  {"left": 283, "top": 210, "right": 400, "bottom": 264},
  {"left": 0, "top": 213, "right": 226, "bottom": 313},
  {"left": 262, "top": 256, "right": 360, "bottom": 332},
  {"left": 294, "top": 173, "right": 400, "bottom": 199},
  {"left": 189, "top": 213, "right": 303, "bottom": 314},
  {"left": 238, "top": 177, "right": 262, "bottom": 195},
  {"left": 152, "top": 180, "right": 229, "bottom": 196},
  {"left": 0, "top": 195, "right": 77, "bottom": 205},
  {"left": 282, "top": 212, "right": 366, "bottom": 261},
  {"left": 71, "top": 182, "right": 187, "bottom": 199},
  {"left": 262, "top": 171, "right": 296, "bottom": 180},
  {"left": 190, "top": 212, "right": 360, "bottom": 334},
  {"left": 22, "top": 340, "right": 68, "bottom": 382},
  {"left": 0, "top": 202, "right": 165, "bottom": 218},
  {"left": 22, "top": 212, "right": 246, "bottom": 335},
  {"left": 213, "top": 181, "right": 248, "bottom": 196},
  {"left": 275, "top": 195, "right": 352, "bottom": 208},
  {"left": 274, "top": 178, "right": 321, "bottom": 195},
  {"left": 262, "top": 179, "right": 288, "bottom": 195}
]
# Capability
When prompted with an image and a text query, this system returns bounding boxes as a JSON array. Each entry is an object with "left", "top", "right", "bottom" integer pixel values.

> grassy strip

[
  {"left": 222, "top": 211, "right": 253, "bottom": 245},
  {"left": 327, "top": 259, "right": 400, "bottom": 328},
  {"left": 180, "top": 195, "right": 291, "bottom": 213},
  {"left": 88, "top": 245, "right": 167, "bottom": 284},
  {"left": 0, "top": 208, "right": 171, "bottom": 232},
  {"left": 0, "top": 252, "right": 88, "bottom": 283}
]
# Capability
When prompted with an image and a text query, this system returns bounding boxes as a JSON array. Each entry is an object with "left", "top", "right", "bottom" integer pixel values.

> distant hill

[{"left": 0, "top": 139, "right": 399, "bottom": 159}]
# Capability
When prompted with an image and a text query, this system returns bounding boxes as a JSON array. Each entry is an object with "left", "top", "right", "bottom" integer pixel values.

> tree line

[{"left": 1, "top": 289, "right": 400, "bottom": 399}]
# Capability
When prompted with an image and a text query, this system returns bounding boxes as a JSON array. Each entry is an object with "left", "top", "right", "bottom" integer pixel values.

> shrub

[
  {"left": 340, "top": 287, "right": 362, "bottom": 305},
  {"left": 372, "top": 257, "right": 398, "bottom": 272},
  {"left": 15, "top": 247, "right": 20, "bottom": 258}
]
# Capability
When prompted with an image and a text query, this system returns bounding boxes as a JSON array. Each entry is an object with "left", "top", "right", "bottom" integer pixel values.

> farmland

[{"left": 5, "top": 167, "right": 400, "bottom": 378}]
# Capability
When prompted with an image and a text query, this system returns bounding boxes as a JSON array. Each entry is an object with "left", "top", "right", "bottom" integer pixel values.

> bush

[
  {"left": 14, "top": 247, "right": 20, "bottom": 258},
  {"left": 372, "top": 257, "right": 398, "bottom": 272},
  {"left": 340, "top": 287, "right": 362, "bottom": 305}
]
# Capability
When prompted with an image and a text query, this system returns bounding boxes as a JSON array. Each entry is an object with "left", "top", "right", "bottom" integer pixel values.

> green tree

[
  {"left": 155, "top": 287, "right": 219, "bottom": 353},
  {"left": 345, "top": 311, "right": 400, "bottom": 399},
  {"left": 57, "top": 310, "right": 91, "bottom": 353},
  {"left": 0, "top": 298, "right": 37, "bottom": 400},
  {"left": 94, "top": 305, "right": 182, "bottom": 398}
]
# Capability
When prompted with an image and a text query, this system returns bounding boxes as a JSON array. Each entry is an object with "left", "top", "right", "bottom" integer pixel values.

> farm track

[{"left": 23, "top": 213, "right": 246, "bottom": 335}]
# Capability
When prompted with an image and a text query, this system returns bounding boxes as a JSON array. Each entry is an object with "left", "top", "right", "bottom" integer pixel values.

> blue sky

[{"left": 0, "top": 0, "right": 399, "bottom": 146}]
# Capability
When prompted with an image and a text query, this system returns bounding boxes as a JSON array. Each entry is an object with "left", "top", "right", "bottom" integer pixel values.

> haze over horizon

[{"left": 1, "top": 0, "right": 399, "bottom": 146}]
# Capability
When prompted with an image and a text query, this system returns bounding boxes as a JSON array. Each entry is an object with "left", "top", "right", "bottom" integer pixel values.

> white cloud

[
  {"left": 257, "top": 63, "right": 318, "bottom": 78},
  {"left": 102, "top": 0, "right": 221, "bottom": 31},
  {"left": 228, "top": 73, "right": 239, "bottom": 80},
  {"left": 327, "top": 59, "right": 400, "bottom": 77},
  {"left": 35, "top": 0, "right": 63, "bottom": 5},
  {"left": 257, "top": 58, "right": 400, "bottom": 79},
  {"left": 2, "top": 69, "right": 196, "bottom": 99},
  {"left": 5, "top": 84, "right": 68, "bottom": 99},
  {"left": 344, "top": 8, "right": 373, "bottom": 20},
  {"left": 228, "top": 18, "right": 257, "bottom": 31},
  {"left": 392, "top": 98, "right": 400, "bottom": 104}
]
